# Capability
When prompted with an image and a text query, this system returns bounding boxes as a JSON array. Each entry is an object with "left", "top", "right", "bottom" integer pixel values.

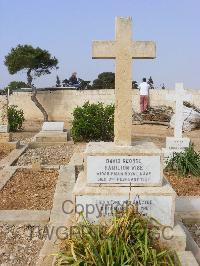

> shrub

[
  {"left": 165, "top": 144, "right": 200, "bottom": 176},
  {"left": 54, "top": 206, "right": 180, "bottom": 265},
  {"left": 71, "top": 102, "right": 114, "bottom": 142},
  {"left": 8, "top": 105, "right": 25, "bottom": 131}
]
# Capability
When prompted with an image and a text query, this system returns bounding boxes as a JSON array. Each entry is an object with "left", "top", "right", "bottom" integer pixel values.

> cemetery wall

[{"left": 9, "top": 89, "right": 200, "bottom": 125}]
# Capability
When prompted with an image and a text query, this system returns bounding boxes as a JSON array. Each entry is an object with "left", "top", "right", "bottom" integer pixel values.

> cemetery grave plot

[
  {"left": 165, "top": 171, "right": 200, "bottom": 196},
  {"left": 0, "top": 223, "right": 46, "bottom": 266},
  {"left": 15, "top": 143, "right": 74, "bottom": 166},
  {"left": 0, "top": 169, "right": 58, "bottom": 210},
  {"left": 0, "top": 143, "right": 13, "bottom": 160},
  {"left": 184, "top": 223, "right": 200, "bottom": 247}
]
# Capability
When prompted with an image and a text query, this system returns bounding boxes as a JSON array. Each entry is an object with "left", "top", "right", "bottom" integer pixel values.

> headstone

[
  {"left": 42, "top": 122, "right": 64, "bottom": 132},
  {"left": 0, "top": 95, "right": 10, "bottom": 143},
  {"left": 35, "top": 121, "right": 68, "bottom": 144},
  {"left": 73, "top": 17, "right": 176, "bottom": 227},
  {"left": 0, "top": 96, "right": 9, "bottom": 133},
  {"left": 163, "top": 83, "right": 192, "bottom": 163},
  {"left": 85, "top": 142, "right": 162, "bottom": 186}
]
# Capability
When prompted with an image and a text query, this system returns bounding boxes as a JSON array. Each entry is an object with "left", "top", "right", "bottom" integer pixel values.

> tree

[
  {"left": 4, "top": 44, "right": 58, "bottom": 121},
  {"left": 92, "top": 78, "right": 104, "bottom": 89},
  {"left": 4, "top": 81, "right": 30, "bottom": 94},
  {"left": 148, "top": 76, "right": 154, "bottom": 89},
  {"left": 92, "top": 72, "right": 115, "bottom": 89},
  {"left": 56, "top": 75, "right": 61, "bottom": 87},
  {"left": 161, "top": 83, "right": 166, "bottom": 90},
  {"left": 132, "top": 80, "right": 138, "bottom": 89}
]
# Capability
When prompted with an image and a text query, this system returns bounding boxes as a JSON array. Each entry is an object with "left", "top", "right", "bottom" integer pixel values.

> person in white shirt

[{"left": 138, "top": 78, "right": 150, "bottom": 113}]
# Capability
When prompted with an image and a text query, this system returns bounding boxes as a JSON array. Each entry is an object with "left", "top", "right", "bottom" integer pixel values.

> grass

[
  {"left": 165, "top": 144, "right": 200, "bottom": 177},
  {"left": 54, "top": 206, "right": 180, "bottom": 265}
]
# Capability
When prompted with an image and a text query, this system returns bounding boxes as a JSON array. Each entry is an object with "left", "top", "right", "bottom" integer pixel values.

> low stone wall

[{"left": 9, "top": 89, "right": 200, "bottom": 125}]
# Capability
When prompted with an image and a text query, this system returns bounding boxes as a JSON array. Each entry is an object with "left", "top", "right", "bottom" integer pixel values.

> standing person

[{"left": 138, "top": 78, "right": 150, "bottom": 113}]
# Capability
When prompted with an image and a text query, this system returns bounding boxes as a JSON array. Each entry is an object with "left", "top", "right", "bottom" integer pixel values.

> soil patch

[
  {"left": 165, "top": 171, "right": 200, "bottom": 196},
  {"left": 15, "top": 143, "right": 74, "bottom": 166},
  {"left": 184, "top": 223, "right": 200, "bottom": 247},
  {"left": 0, "top": 223, "right": 45, "bottom": 265},
  {"left": 0, "top": 169, "right": 59, "bottom": 210},
  {"left": 0, "top": 144, "right": 13, "bottom": 160}
]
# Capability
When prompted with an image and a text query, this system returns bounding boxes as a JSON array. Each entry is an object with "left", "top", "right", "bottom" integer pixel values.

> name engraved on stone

[
  {"left": 166, "top": 137, "right": 190, "bottom": 151},
  {"left": 76, "top": 195, "right": 173, "bottom": 226},
  {"left": 87, "top": 156, "right": 160, "bottom": 184}
]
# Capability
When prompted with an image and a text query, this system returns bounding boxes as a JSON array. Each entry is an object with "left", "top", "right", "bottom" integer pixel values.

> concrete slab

[
  {"left": 73, "top": 172, "right": 176, "bottom": 227},
  {"left": 0, "top": 210, "right": 50, "bottom": 224},
  {"left": 35, "top": 131, "right": 68, "bottom": 143},
  {"left": 177, "top": 251, "right": 199, "bottom": 266}
]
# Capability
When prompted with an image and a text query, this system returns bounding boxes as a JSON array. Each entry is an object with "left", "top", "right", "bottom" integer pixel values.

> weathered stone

[
  {"left": 166, "top": 137, "right": 190, "bottom": 151},
  {"left": 92, "top": 17, "right": 156, "bottom": 145},
  {"left": 34, "top": 131, "right": 68, "bottom": 143},
  {"left": 73, "top": 172, "right": 176, "bottom": 227},
  {"left": 42, "top": 122, "right": 64, "bottom": 132},
  {"left": 84, "top": 141, "right": 163, "bottom": 186}
]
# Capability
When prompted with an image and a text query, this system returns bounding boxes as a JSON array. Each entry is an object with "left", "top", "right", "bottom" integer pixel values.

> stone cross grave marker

[
  {"left": 167, "top": 83, "right": 192, "bottom": 138},
  {"left": 92, "top": 17, "right": 156, "bottom": 146}
]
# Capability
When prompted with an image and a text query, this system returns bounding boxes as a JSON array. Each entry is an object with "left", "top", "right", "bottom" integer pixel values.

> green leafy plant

[
  {"left": 166, "top": 144, "right": 200, "bottom": 176},
  {"left": 71, "top": 102, "right": 114, "bottom": 142},
  {"left": 8, "top": 105, "right": 25, "bottom": 131},
  {"left": 54, "top": 206, "right": 180, "bottom": 265}
]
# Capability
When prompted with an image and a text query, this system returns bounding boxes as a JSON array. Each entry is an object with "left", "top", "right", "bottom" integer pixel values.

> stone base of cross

[{"left": 92, "top": 17, "right": 156, "bottom": 146}]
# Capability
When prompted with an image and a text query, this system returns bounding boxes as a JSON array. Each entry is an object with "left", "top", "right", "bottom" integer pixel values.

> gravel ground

[
  {"left": 12, "top": 132, "right": 35, "bottom": 145},
  {"left": 165, "top": 171, "right": 200, "bottom": 196},
  {"left": 15, "top": 143, "right": 75, "bottom": 166},
  {"left": 184, "top": 223, "right": 200, "bottom": 247},
  {"left": 0, "top": 223, "right": 46, "bottom": 266},
  {"left": 0, "top": 169, "right": 59, "bottom": 210}
]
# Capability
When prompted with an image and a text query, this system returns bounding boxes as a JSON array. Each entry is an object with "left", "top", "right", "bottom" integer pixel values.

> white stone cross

[
  {"left": 167, "top": 83, "right": 192, "bottom": 138},
  {"left": 92, "top": 17, "right": 156, "bottom": 146}
]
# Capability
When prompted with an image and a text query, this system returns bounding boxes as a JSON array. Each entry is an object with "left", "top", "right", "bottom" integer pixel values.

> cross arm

[
  {"left": 132, "top": 41, "right": 156, "bottom": 59},
  {"left": 92, "top": 41, "right": 116, "bottom": 59}
]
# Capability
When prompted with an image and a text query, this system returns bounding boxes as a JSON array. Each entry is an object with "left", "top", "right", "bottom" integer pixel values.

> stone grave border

[
  {"left": 178, "top": 221, "right": 200, "bottom": 265},
  {"left": 36, "top": 159, "right": 78, "bottom": 266},
  {"left": 0, "top": 144, "right": 28, "bottom": 169},
  {"left": 0, "top": 164, "right": 60, "bottom": 224},
  {"left": 0, "top": 148, "right": 200, "bottom": 265},
  {"left": 0, "top": 150, "right": 81, "bottom": 266}
]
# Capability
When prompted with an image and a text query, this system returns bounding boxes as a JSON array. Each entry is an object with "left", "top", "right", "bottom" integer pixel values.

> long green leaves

[
  {"left": 166, "top": 144, "right": 200, "bottom": 177},
  {"left": 54, "top": 207, "right": 180, "bottom": 265}
]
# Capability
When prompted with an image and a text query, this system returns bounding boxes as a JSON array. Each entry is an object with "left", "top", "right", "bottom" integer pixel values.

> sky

[{"left": 0, "top": 0, "right": 200, "bottom": 89}]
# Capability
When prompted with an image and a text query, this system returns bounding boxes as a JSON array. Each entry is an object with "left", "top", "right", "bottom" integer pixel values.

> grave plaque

[
  {"left": 87, "top": 155, "right": 161, "bottom": 185},
  {"left": 42, "top": 122, "right": 64, "bottom": 132},
  {"left": 166, "top": 137, "right": 190, "bottom": 151},
  {"left": 0, "top": 125, "right": 8, "bottom": 133},
  {"left": 76, "top": 194, "right": 173, "bottom": 226}
]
